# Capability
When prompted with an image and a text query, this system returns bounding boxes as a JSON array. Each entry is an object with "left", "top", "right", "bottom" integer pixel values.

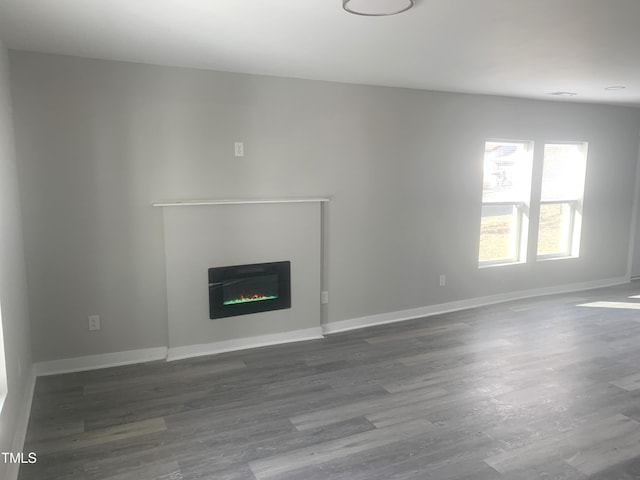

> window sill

[
  {"left": 536, "top": 254, "right": 579, "bottom": 262},
  {"left": 478, "top": 260, "right": 525, "bottom": 269}
]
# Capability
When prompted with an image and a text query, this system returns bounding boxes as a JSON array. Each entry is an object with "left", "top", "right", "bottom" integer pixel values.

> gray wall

[
  {"left": 0, "top": 40, "right": 32, "bottom": 476},
  {"left": 8, "top": 51, "right": 640, "bottom": 363}
]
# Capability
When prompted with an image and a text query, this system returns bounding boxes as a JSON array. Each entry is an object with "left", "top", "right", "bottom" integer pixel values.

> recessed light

[
  {"left": 605, "top": 85, "right": 626, "bottom": 91},
  {"left": 549, "top": 91, "right": 577, "bottom": 97}
]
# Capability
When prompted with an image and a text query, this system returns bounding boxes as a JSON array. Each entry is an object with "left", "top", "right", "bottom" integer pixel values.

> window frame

[
  {"left": 477, "top": 139, "right": 533, "bottom": 267},
  {"left": 535, "top": 141, "right": 587, "bottom": 261},
  {"left": 477, "top": 139, "right": 587, "bottom": 268}
]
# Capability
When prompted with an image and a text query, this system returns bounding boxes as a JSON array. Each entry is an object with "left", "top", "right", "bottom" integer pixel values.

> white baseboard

[
  {"left": 323, "top": 276, "right": 629, "bottom": 335},
  {"left": 33, "top": 347, "right": 168, "bottom": 377},
  {"left": 7, "top": 366, "right": 37, "bottom": 480},
  {"left": 28, "top": 277, "right": 632, "bottom": 372},
  {"left": 167, "top": 327, "right": 324, "bottom": 361},
  {"left": 32, "top": 327, "right": 326, "bottom": 373}
]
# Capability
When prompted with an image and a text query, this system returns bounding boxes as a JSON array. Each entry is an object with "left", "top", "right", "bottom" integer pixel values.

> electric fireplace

[{"left": 208, "top": 261, "right": 291, "bottom": 319}]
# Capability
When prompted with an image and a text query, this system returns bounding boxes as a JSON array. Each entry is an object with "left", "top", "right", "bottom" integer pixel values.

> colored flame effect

[{"left": 224, "top": 294, "right": 277, "bottom": 305}]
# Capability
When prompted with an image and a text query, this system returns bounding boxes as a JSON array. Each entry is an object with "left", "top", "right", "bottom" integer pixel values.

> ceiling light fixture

[
  {"left": 605, "top": 85, "right": 626, "bottom": 91},
  {"left": 343, "top": 0, "right": 415, "bottom": 16},
  {"left": 549, "top": 91, "right": 577, "bottom": 97}
]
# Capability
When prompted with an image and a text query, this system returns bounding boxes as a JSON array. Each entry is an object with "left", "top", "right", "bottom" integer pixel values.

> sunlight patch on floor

[{"left": 578, "top": 301, "right": 640, "bottom": 310}]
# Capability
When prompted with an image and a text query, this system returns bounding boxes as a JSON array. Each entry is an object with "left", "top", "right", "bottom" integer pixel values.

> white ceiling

[{"left": 1, "top": 0, "right": 640, "bottom": 106}]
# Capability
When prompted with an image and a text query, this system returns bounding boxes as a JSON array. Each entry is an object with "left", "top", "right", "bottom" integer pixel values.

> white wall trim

[
  {"left": 29, "top": 277, "right": 632, "bottom": 371},
  {"left": 32, "top": 328, "right": 326, "bottom": 374},
  {"left": 323, "top": 276, "right": 629, "bottom": 335},
  {"left": 33, "top": 347, "right": 168, "bottom": 377},
  {"left": 7, "top": 366, "right": 37, "bottom": 480},
  {"left": 627, "top": 134, "right": 640, "bottom": 278},
  {"left": 26, "top": 277, "right": 633, "bottom": 372},
  {"left": 166, "top": 327, "right": 323, "bottom": 361}
]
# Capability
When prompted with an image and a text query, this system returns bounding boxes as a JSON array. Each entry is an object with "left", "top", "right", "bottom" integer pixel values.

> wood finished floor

[{"left": 18, "top": 282, "right": 640, "bottom": 480}]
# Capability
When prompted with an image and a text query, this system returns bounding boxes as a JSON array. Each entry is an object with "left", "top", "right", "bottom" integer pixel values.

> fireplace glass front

[{"left": 208, "top": 261, "right": 291, "bottom": 319}]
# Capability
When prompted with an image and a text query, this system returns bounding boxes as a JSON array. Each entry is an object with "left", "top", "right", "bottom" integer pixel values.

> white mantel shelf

[{"left": 153, "top": 197, "right": 330, "bottom": 207}]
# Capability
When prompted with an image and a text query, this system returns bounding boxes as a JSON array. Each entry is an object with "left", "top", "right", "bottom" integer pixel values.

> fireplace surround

[
  {"left": 158, "top": 199, "right": 323, "bottom": 358},
  {"left": 208, "top": 261, "right": 291, "bottom": 319}
]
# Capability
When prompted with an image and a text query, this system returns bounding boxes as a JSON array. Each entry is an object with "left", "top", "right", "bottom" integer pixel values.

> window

[
  {"left": 537, "top": 143, "right": 587, "bottom": 259},
  {"left": 478, "top": 139, "right": 587, "bottom": 267},
  {"left": 478, "top": 141, "right": 533, "bottom": 265}
]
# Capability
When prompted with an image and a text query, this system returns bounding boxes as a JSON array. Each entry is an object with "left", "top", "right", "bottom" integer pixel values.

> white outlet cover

[
  {"left": 234, "top": 142, "right": 244, "bottom": 157},
  {"left": 88, "top": 314, "right": 100, "bottom": 331}
]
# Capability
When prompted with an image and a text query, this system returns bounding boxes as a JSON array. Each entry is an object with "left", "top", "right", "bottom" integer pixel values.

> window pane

[
  {"left": 541, "top": 143, "right": 586, "bottom": 201},
  {"left": 483, "top": 141, "right": 533, "bottom": 203},
  {"left": 537, "top": 203, "right": 571, "bottom": 256},
  {"left": 479, "top": 204, "right": 519, "bottom": 262}
]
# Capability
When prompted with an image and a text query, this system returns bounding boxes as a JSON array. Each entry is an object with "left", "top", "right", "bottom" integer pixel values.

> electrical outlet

[
  {"left": 88, "top": 314, "right": 101, "bottom": 331},
  {"left": 439, "top": 274, "right": 446, "bottom": 287},
  {"left": 321, "top": 291, "right": 329, "bottom": 304},
  {"left": 234, "top": 142, "right": 244, "bottom": 157}
]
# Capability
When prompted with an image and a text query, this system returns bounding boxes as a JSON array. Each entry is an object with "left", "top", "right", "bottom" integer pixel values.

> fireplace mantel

[{"left": 153, "top": 197, "right": 329, "bottom": 207}]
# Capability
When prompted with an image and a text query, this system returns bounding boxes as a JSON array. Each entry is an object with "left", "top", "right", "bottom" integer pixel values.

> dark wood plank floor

[{"left": 18, "top": 282, "right": 640, "bottom": 480}]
